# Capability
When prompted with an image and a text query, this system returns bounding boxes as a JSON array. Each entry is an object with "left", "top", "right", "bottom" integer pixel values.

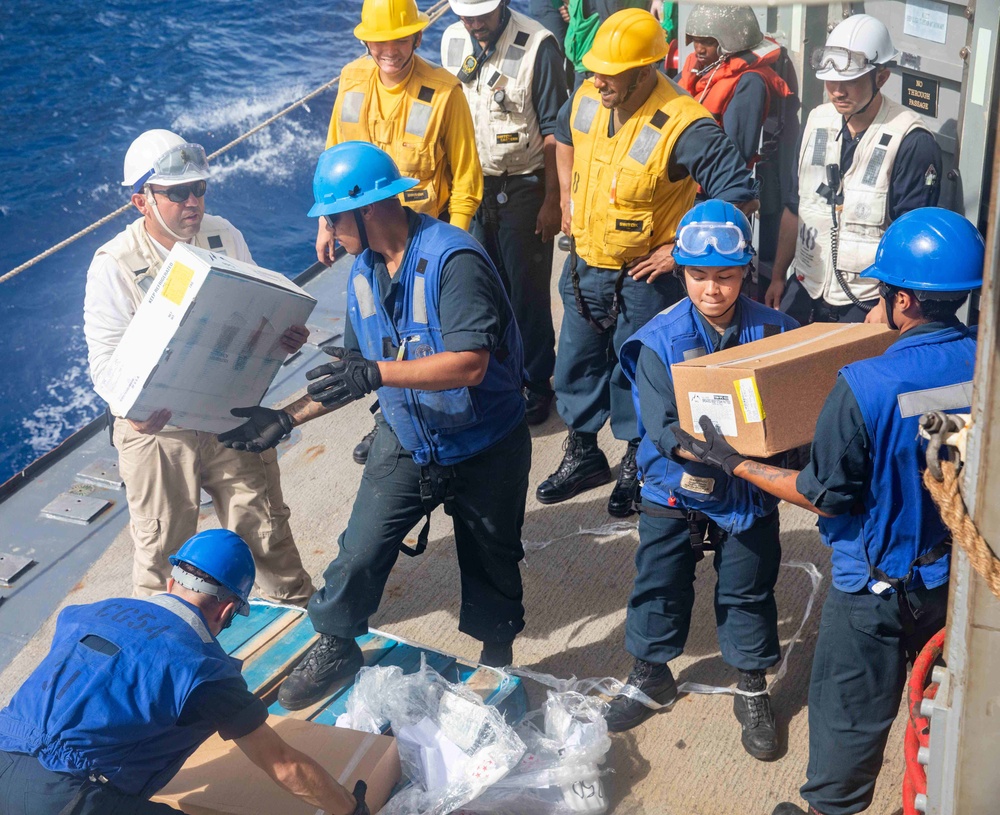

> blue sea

[{"left": 0, "top": 0, "right": 523, "bottom": 483}]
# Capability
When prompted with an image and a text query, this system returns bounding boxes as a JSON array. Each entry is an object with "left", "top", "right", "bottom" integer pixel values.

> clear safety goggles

[
  {"left": 810, "top": 46, "right": 875, "bottom": 77},
  {"left": 133, "top": 142, "right": 209, "bottom": 192},
  {"left": 676, "top": 222, "right": 749, "bottom": 258}
]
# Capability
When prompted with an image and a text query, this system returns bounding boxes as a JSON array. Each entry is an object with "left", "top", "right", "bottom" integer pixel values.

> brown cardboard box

[
  {"left": 671, "top": 323, "right": 897, "bottom": 457},
  {"left": 152, "top": 715, "right": 400, "bottom": 815}
]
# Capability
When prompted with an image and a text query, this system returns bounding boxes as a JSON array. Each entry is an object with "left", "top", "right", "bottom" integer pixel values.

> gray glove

[
  {"left": 351, "top": 780, "right": 370, "bottom": 815},
  {"left": 217, "top": 406, "right": 293, "bottom": 453},
  {"left": 306, "top": 346, "right": 382, "bottom": 410},
  {"left": 672, "top": 415, "right": 746, "bottom": 476}
]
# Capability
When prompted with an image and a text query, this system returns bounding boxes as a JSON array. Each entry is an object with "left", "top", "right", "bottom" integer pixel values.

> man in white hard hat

[
  {"left": 440, "top": 0, "right": 568, "bottom": 424},
  {"left": 83, "top": 129, "right": 315, "bottom": 605},
  {"left": 764, "top": 14, "right": 942, "bottom": 324}
]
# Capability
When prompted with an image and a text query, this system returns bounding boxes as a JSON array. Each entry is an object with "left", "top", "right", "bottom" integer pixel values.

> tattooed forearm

[
  {"left": 284, "top": 394, "right": 329, "bottom": 427},
  {"left": 741, "top": 461, "right": 798, "bottom": 484}
]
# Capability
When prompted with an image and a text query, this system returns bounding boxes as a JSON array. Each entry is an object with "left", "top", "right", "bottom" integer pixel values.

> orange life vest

[{"left": 679, "top": 39, "right": 792, "bottom": 145}]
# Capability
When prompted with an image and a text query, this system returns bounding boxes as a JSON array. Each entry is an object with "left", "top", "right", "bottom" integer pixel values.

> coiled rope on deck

[
  {"left": 0, "top": 0, "right": 452, "bottom": 286},
  {"left": 924, "top": 459, "right": 1000, "bottom": 600}
]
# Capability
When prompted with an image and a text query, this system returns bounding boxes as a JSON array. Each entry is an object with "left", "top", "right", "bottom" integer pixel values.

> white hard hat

[
  {"left": 812, "top": 14, "right": 899, "bottom": 81},
  {"left": 122, "top": 129, "right": 210, "bottom": 193},
  {"left": 448, "top": 0, "right": 502, "bottom": 18}
]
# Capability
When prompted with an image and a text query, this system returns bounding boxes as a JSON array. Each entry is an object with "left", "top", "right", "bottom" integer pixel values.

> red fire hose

[{"left": 903, "top": 627, "right": 946, "bottom": 815}]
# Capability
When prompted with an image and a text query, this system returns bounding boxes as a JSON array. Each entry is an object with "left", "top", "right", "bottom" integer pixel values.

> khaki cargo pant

[{"left": 114, "top": 419, "right": 314, "bottom": 606}]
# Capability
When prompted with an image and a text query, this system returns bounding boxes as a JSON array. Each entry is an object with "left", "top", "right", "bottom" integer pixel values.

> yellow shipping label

[
  {"left": 734, "top": 377, "right": 765, "bottom": 423},
  {"left": 161, "top": 262, "right": 194, "bottom": 305}
]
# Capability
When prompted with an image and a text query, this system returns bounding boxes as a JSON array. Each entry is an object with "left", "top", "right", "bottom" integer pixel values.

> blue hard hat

[
  {"left": 861, "top": 207, "right": 984, "bottom": 295},
  {"left": 673, "top": 199, "right": 755, "bottom": 267},
  {"left": 169, "top": 530, "right": 256, "bottom": 616},
  {"left": 308, "top": 141, "right": 419, "bottom": 217}
]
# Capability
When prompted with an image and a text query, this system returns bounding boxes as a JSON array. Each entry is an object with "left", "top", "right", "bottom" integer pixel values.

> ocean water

[{"left": 0, "top": 0, "right": 516, "bottom": 483}]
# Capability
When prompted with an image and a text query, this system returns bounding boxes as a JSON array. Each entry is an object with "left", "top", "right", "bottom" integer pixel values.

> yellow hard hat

[
  {"left": 582, "top": 8, "right": 668, "bottom": 75},
  {"left": 354, "top": 0, "right": 430, "bottom": 42}
]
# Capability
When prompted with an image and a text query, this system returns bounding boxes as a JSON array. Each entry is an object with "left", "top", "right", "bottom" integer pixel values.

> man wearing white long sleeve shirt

[{"left": 83, "top": 129, "right": 314, "bottom": 603}]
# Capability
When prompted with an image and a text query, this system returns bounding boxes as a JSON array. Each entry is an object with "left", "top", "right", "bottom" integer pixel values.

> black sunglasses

[
  {"left": 151, "top": 180, "right": 207, "bottom": 204},
  {"left": 324, "top": 212, "right": 344, "bottom": 229}
]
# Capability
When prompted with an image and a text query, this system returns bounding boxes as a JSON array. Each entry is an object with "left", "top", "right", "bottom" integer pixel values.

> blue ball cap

[
  {"left": 861, "top": 207, "right": 984, "bottom": 294},
  {"left": 169, "top": 529, "right": 256, "bottom": 616},
  {"left": 308, "top": 141, "right": 419, "bottom": 217}
]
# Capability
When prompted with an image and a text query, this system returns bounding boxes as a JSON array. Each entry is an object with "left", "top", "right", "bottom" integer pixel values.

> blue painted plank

[
  {"left": 242, "top": 614, "right": 322, "bottom": 696},
  {"left": 217, "top": 604, "right": 288, "bottom": 654}
]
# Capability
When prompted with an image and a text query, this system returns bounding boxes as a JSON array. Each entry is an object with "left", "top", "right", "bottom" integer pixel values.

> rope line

[
  {"left": 924, "top": 459, "right": 1000, "bottom": 600},
  {"left": 0, "top": 0, "right": 453, "bottom": 286}
]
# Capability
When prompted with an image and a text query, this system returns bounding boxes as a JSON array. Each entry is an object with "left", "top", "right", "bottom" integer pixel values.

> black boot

[
  {"left": 733, "top": 669, "right": 779, "bottom": 761},
  {"left": 607, "top": 440, "right": 639, "bottom": 518},
  {"left": 604, "top": 659, "right": 678, "bottom": 732},
  {"left": 479, "top": 640, "right": 514, "bottom": 668},
  {"left": 524, "top": 386, "right": 555, "bottom": 426},
  {"left": 353, "top": 423, "right": 378, "bottom": 465},
  {"left": 277, "top": 634, "right": 364, "bottom": 710},
  {"left": 772, "top": 804, "right": 821, "bottom": 815},
  {"left": 536, "top": 431, "right": 612, "bottom": 505}
]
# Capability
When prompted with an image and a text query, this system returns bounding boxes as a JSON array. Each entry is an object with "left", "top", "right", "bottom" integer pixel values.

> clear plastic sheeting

[
  {"left": 337, "top": 660, "right": 526, "bottom": 815},
  {"left": 513, "top": 560, "right": 824, "bottom": 705},
  {"left": 457, "top": 691, "right": 612, "bottom": 815}
]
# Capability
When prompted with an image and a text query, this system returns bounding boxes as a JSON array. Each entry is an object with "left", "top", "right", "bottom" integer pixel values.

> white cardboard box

[{"left": 96, "top": 243, "right": 316, "bottom": 433}]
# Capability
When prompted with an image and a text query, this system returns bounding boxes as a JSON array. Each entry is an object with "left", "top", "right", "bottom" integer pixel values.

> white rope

[{"left": 0, "top": 0, "right": 453, "bottom": 286}]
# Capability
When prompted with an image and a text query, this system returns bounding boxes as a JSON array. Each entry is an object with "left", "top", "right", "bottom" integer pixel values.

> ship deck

[{"left": 0, "top": 247, "right": 908, "bottom": 815}]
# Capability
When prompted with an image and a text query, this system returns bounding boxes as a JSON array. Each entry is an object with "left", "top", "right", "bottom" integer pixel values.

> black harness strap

[
  {"left": 568, "top": 235, "right": 626, "bottom": 335},
  {"left": 399, "top": 464, "right": 458, "bottom": 558},
  {"left": 634, "top": 501, "right": 723, "bottom": 562},
  {"left": 871, "top": 542, "right": 951, "bottom": 632}
]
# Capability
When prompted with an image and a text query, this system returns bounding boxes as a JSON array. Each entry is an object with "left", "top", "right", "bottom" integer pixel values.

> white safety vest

[
  {"left": 793, "top": 98, "right": 928, "bottom": 305},
  {"left": 95, "top": 214, "right": 243, "bottom": 310},
  {"left": 440, "top": 10, "right": 552, "bottom": 176}
]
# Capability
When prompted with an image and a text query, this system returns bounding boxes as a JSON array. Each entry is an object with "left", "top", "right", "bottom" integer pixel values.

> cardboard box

[
  {"left": 671, "top": 323, "right": 897, "bottom": 457},
  {"left": 95, "top": 243, "right": 316, "bottom": 433},
  {"left": 152, "top": 715, "right": 400, "bottom": 815}
]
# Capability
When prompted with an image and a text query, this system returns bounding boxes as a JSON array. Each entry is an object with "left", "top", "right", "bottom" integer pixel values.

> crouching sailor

[
  {"left": 219, "top": 142, "right": 531, "bottom": 710},
  {"left": 607, "top": 200, "right": 798, "bottom": 763},
  {"left": 0, "top": 531, "right": 367, "bottom": 815},
  {"left": 673, "top": 207, "right": 983, "bottom": 815}
]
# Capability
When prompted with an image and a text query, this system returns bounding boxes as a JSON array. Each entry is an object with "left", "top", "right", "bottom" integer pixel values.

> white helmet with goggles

[
  {"left": 811, "top": 14, "right": 899, "bottom": 81},
  {"left": 122, "top": 129, "right": 210, "bottom": 194}
]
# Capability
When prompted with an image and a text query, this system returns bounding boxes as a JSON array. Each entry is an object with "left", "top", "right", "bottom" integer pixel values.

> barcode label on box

[
  {"left": 688, "top": 392, "right": 738, "bottom": 437},
  {"left": 735, "top": 377, "right": 765, "bottom": 423}
]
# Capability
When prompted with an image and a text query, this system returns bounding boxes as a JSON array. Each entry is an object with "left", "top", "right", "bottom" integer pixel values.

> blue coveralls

[
  {"left": 0, "top": 595, "right": 244, "bottom": 815},
  {"left": 796, "top": 322, "right": 976, "bottom": 815},
  {"left": 307, "top": 213, "right": 531, "bottom": 646},
  {"left": 619, "top": 297, "right": 797, "bottom": 667}
]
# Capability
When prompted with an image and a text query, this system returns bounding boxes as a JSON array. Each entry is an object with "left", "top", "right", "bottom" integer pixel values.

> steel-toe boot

[
  {"left": 536, "top": 431, "right": 613, "bottom": 504},
  {"left": 278, "top": 634, "right": 363, "bottom": 710},
  {"left": 734, "top": 669, "right": 779, "bottom": 760},
  {"left": 604, "top": 659, "right": 678, "bottom": 732},
  {"left": 607, "top": 440, "right": 639, "bottom": 517}
]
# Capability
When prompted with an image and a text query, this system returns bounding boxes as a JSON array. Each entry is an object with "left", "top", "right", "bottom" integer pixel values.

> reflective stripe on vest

[
  {"left": 822, "top": 325, "right": 976, "bottom": 592},
  {"left": 619, "top": 297, "right": 798, "bottom": 534},
  {"left": 793, "top": 99, "right": 928, "bottom": 305},
  {"left": 568, "top": 75, "right": 711, "bottom": 270},
  {"left": 331, "top": 55, "right": 458, "bottom": 217},
  {"left": 440, "top": 11, "right": 553, "bottom": 176}
]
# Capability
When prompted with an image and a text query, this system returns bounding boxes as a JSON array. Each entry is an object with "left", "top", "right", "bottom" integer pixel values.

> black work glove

[
  {"left": 351, "top": 780, "right": 370, "bottom": 815},
  {"left": 216, "top": 406, "right": 293, "bottom": 453},
  {"left": 672, "top": 415, "right": 746, "bottom": 476},
  {"left": 306, "top": 346, "right": 382, "bottom": 410}
]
